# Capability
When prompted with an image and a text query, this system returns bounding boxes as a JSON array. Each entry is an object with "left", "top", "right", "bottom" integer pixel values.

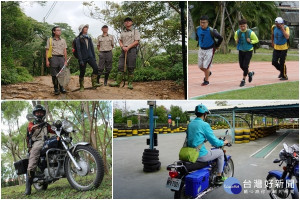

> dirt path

[
  {"left": 2, "top": 76, "right": 185, "bottom": 100},
  {"left": 188, "top": 61, "right": 299, "bottom": 98}
]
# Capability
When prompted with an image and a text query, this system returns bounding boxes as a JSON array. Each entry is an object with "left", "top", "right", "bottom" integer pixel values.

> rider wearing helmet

[
  {"left": 25, "top": 105, "right": 55, "bottom": 195},
  {"left": 187, "top": 104, "right": 228, "bottom": 185}
]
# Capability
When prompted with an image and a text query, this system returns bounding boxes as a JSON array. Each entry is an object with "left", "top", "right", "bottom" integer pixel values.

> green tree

[{"left": 190, "top": 1, "right": 278, "bottom": 53}]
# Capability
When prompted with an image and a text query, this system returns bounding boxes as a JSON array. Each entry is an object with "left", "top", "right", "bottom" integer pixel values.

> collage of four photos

[{"left": 1, "top": 1, "right": 299, "bottom": 199}]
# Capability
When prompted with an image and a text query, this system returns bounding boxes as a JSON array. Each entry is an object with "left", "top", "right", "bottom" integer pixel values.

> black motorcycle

[{"left": 14, "top": 114, "right": 104, "bottom": 191}]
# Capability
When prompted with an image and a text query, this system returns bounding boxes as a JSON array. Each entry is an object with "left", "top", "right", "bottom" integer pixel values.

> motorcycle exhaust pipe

[
  {"left": 195, "top": 187, "right": 214, "bottom": 199},
  {"left": 269, "top": 192, "right": 278, "bottom": 199}
]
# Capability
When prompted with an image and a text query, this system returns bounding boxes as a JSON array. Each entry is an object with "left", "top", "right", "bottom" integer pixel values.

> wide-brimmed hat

[{"left": 78, "top": 24, "right": 89, "bottom": 33}]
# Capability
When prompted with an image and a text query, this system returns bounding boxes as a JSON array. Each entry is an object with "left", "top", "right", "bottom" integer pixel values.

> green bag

[
  {"left": 178, "top": 129, "right": 203, "bottom": 163},
  {"left": 179, "top": 147, "right": 200, "bottom": 163}
]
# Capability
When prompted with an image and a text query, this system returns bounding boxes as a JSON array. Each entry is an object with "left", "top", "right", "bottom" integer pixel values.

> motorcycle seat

[{"left": 179, "top": 161, "right": 209, "bottom": 172}]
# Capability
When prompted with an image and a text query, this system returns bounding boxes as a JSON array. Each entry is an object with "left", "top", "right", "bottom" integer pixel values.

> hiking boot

[
  {"left": 215, "top": 176, "right": 227, "bottom": 185},
  {"left": 104, "top": 73, "right": 109, "bottom": 86},
  {"left": 280, "top": 76, "right": 288, "bottom": 81},
  {"left": 109, "top": 72, "right": 123, "bottom": 87},
  {"left": 91, "top": 74, "right": 101, "bottom": 88},
  {"left": 248, "top": 71, "right": 255, "bottom": 83},
  {"left": 25, "top": 171, "right": 34, "bottom": 195},
  {"left": 79, "top": 77, "right": 84, "bottom": 92},
  {"left": 128, "top": 74, "right": 134, "bottom": 90},
  {"left": 201, "top": 80, "right": 209, "bottom": 86},
  {"left": 59, "top": 85, "right": 67, "bottom": 94},
  {"left": 52, "top": 76, "right": 60, "bottom": 95},
  {"left": 240, "top": 80, "right": 245, "bottom": 87}
]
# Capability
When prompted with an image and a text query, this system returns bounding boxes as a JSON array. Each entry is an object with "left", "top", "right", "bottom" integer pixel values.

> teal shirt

[{"left": 187, "top": 118, "right": 224, "bottom": 157}]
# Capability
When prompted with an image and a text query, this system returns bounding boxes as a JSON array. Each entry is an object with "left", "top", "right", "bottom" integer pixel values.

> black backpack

[
  {"left": 72, "top": 36, "right": 79, "bottom": 59},
  {"left": 196, "top": 26, "right": 220, "bottom": 48}
]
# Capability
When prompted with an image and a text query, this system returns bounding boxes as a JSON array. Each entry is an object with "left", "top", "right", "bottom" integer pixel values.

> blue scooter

[
  {"left": 266, "top": 143, "right": 299, "bottom": 199},
  {"left": 166, "top": 131, "right": 234, "bottom": 199}
]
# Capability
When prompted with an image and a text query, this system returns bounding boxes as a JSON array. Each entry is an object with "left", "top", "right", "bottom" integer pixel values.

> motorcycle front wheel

[
  {"left": 64, "top": 145, "right": 104, "bottom": 191},
  {"left": 223, "top": 158, "right": 234, "bottom": 178},
  {"left": 266, "top": 174, "right": 291, "bottom": 199}
]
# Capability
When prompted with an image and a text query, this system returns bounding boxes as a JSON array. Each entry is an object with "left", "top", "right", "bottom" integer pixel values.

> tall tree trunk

[
  {"left": 81, "top": 102, "right": 86, "bottom": 142},
  {"left": 188, "top": 8, "right": 196, "bottom": 39},
  {"left": 41, "top": 54, "right": 44, "bottom": 76},
  {"left": 219, "top": 2, "right": 228, "bottom": 54},
  {"left": 44, "top": 101, "right": 53, "bottom": 122}
]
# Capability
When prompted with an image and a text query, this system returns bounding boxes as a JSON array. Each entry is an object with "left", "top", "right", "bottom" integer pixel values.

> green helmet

[
  {"left": 195, "top": 104, "right": 210, "bottom": 115},
  {"left": 32, "top": 105, "right": 46, "bottom": 122}
]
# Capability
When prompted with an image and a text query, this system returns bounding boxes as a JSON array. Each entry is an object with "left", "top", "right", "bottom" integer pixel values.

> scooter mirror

[
  {"left": 26, "top": 114, "right": 36, "bottom": 122},
  {"left": 225, "top": 130, "right": 229, "bottom": 135}
]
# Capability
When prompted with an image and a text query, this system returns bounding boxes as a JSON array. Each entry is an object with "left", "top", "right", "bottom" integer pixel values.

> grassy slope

[
  {"left": 193, "top": 81, "right": 299, "bottom": 99},
  {"left": 1, "top": 173, "right": 112, "bottom": 199}
]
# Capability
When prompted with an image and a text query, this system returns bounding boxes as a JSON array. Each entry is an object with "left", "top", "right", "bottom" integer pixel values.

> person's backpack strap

[
  {"left": 184, "top": 127, "right": 204, "bottom": 152},
  {"left": 47, "top": 37, "right": 53, "bottom": 59},
  {"left": 196, "top": 26, "right": 200, "bottom": 47},
  {"left": 195, "top": 142, "right": 204, "bottom": 152}
]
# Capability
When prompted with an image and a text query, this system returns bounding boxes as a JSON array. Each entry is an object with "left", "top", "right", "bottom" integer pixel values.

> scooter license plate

[{"left": 166, "top": 177, "right": 181, "bottom": 191}]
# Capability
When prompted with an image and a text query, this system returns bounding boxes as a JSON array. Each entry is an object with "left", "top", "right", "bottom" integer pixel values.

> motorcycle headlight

[{"left": 62, "top": 120, "right": 73, "bottom": 133}]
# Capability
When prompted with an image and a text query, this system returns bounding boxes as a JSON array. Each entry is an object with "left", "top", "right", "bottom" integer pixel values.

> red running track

[{"left": 188, "top": 61, "right": 299, "bottom": 99}]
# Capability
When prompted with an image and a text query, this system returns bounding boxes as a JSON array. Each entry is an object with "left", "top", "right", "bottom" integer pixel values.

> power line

[{"left": 43, "top": 1, "right": 57, "bottom": 22}]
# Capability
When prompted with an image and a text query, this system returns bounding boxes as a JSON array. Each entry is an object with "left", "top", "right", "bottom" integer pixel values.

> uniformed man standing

[
  {"left": 109, "top": 17, "right": 140, "bottom": 89},
  {"left": 45, "top": 26, "right": 68, "bottom": 95},
  {"left": 97, "top": 25, "right": 114, "bottom": 86}
]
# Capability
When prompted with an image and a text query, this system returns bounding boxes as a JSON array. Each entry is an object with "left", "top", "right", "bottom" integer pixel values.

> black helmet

[{"left": 32, "top": 105, "right": 46, "bottom": 122}]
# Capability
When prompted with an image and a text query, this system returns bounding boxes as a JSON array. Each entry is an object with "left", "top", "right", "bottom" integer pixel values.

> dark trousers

[
  {"left": 98, "top": 51, "right": 113, "bottom": 74},
  {"left": 118, "top": 48, "right": 137, "bottom": 73},
  {"left": 78, "top": 58, "right": 98, "bottom": 78},
  {"left": 238, "top": 50, "right": 253, "bottom": 77},
  {"left": 49, "top": 56, "right": 64, "bottom": 76},
  {"left": 272, "top": 49, "right": 287, "bottom": 77}
]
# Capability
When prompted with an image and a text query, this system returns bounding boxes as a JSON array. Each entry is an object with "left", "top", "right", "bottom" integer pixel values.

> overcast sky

[
  {"left": 20, "top": 1, "right": 118, "bottom": 38},
  {"left": 113, "top": 100, "right": 299, "bottom": 112}
]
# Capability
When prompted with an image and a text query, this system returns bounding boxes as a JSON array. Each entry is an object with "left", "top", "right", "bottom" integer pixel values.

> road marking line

[{"left": 251, "top": 132, "right": 290, "bottom": 158}]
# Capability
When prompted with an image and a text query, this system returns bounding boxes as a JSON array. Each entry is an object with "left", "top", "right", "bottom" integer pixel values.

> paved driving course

[
  {"left": 188, "top": 61, "right": 299, "bottom": 99},
  {"left": 113, "top": 129, "right": 298, "bottom": 199}
]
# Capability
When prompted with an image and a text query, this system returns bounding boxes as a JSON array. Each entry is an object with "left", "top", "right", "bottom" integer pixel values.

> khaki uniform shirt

[
  {"left": 97, "top": 34, "right": 114, "bottom": 51},
  {"left": 120, "top": 27, "right": 140, "bottom": 47},
  {"left": 45, "top": 37, "right": 67, "bottom": 56},
  {"left": 31, "top": 126, "right": 49, "bottom": 142}
]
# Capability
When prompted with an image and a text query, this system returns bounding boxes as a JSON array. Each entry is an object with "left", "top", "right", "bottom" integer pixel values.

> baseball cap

[
  {"left": 124, "top": 17, "right": 133, "bottom": 22},
  {"left": 275, "top": 17, "right": 284, "bottom": 24}
]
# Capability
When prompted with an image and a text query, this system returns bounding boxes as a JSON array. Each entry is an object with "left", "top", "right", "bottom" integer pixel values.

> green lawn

[
  {"left": 188, "top": 51, "right": 299, "bottom": 64},
  {"left": 1, "top": 173, "right": 112, "bottom": 199},
  {"left": 192, "top": 81, "right": 299, "bottom": 100}
]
